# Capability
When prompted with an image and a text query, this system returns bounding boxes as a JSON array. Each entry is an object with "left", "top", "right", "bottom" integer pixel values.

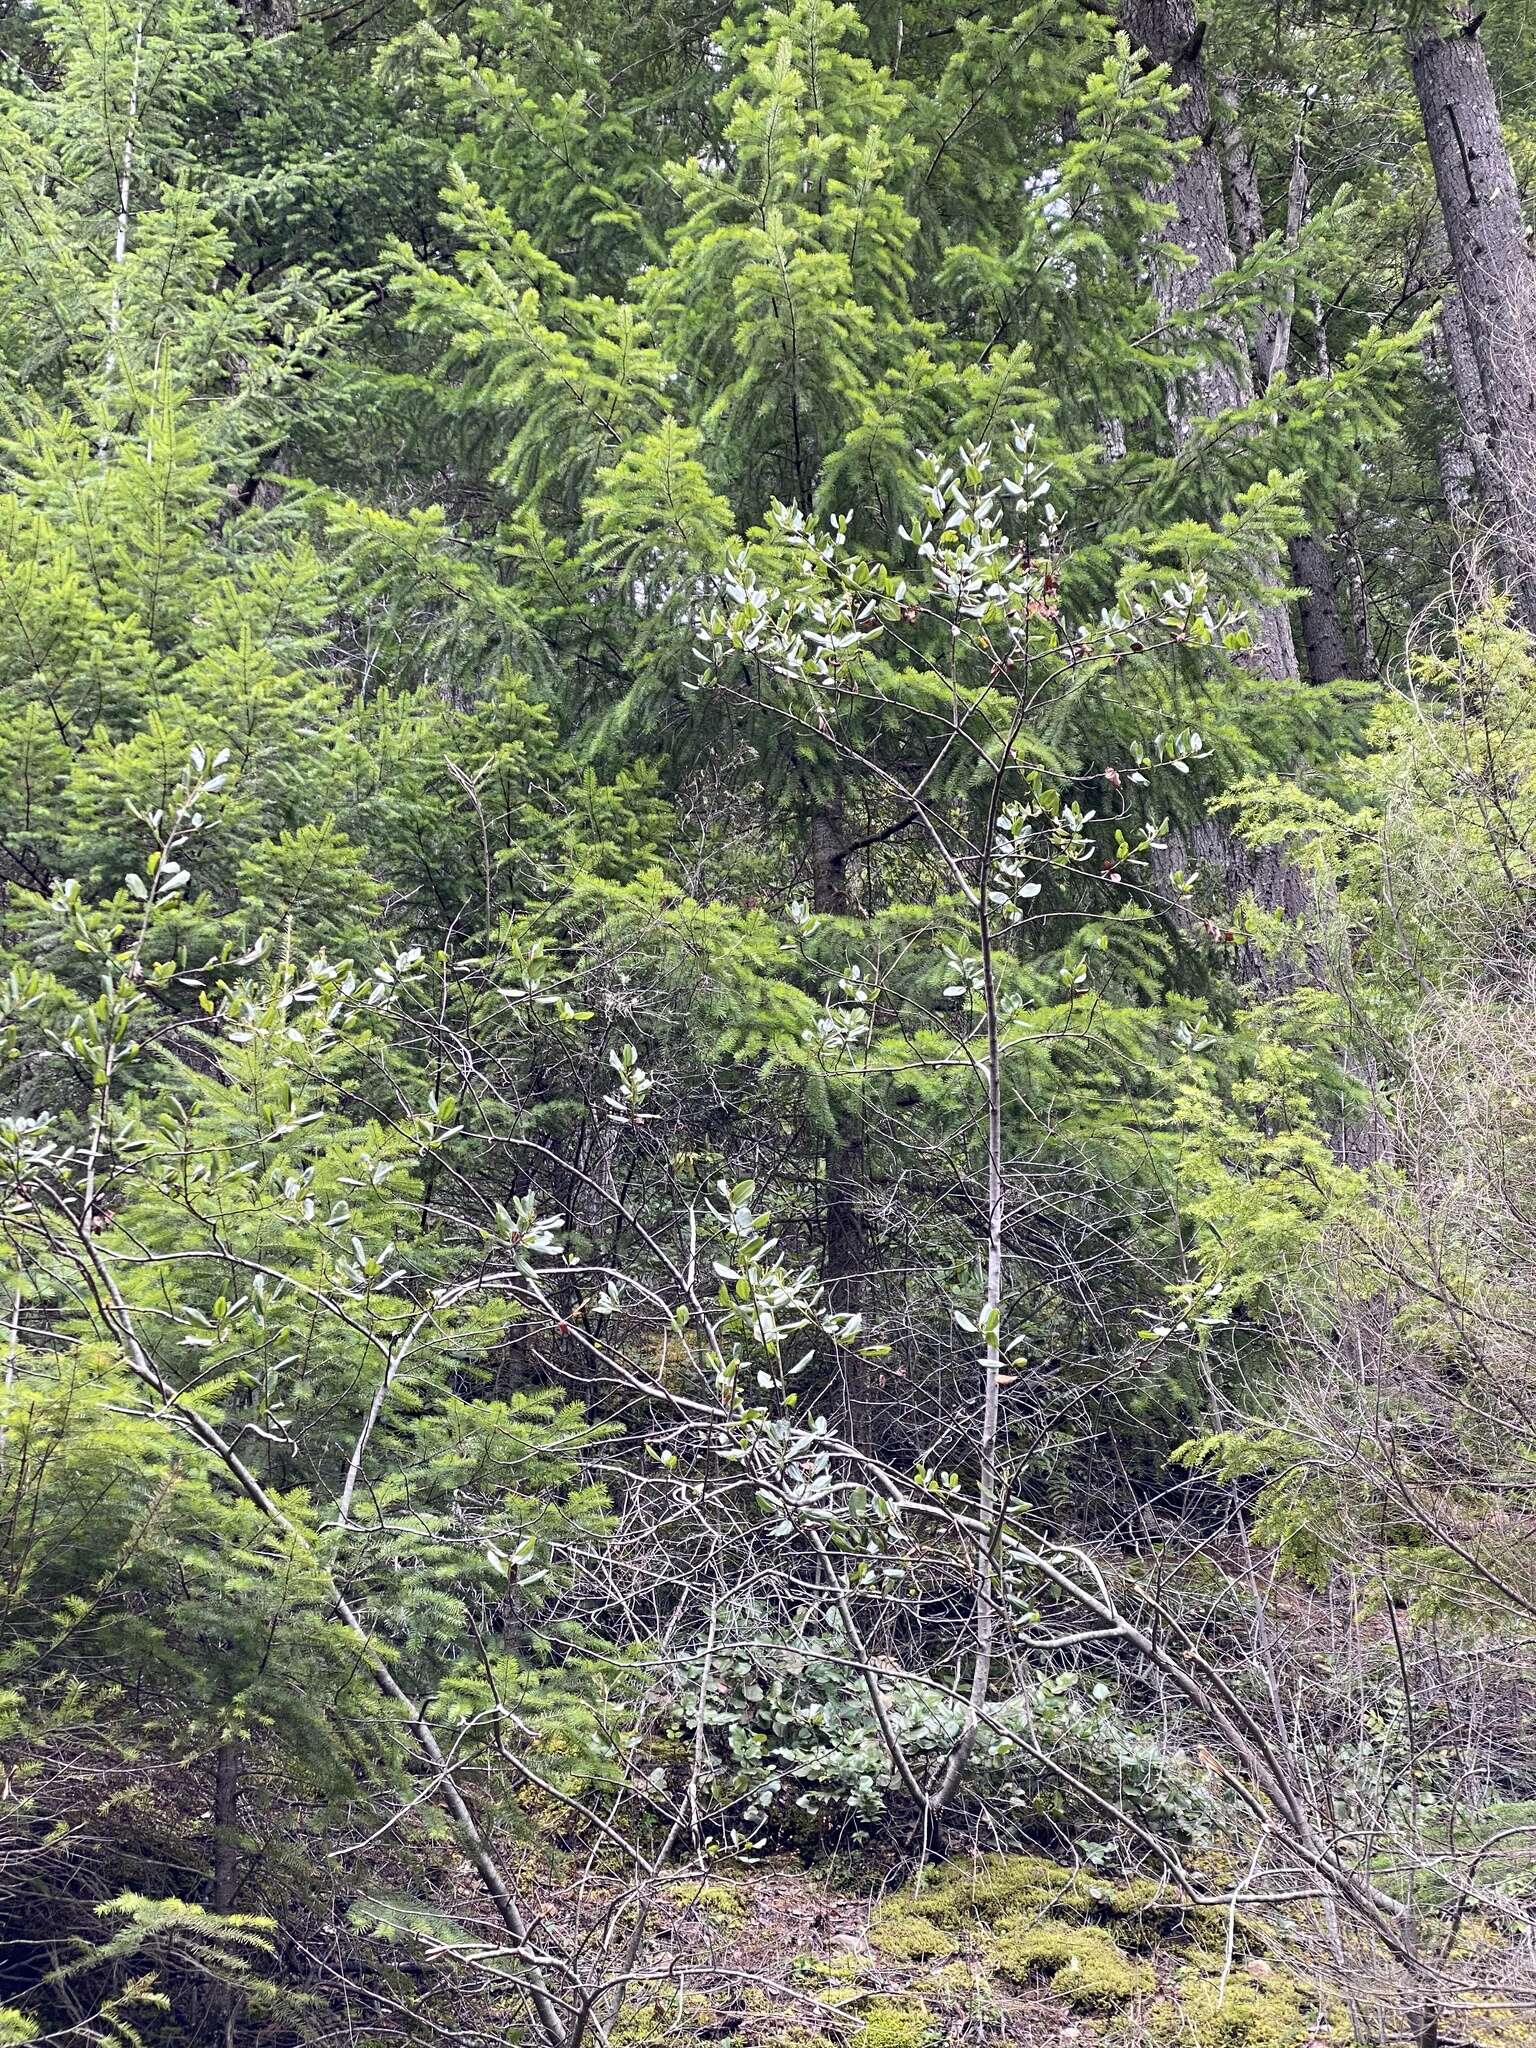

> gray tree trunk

[
  {"left": 1123, "top": 0, "right": 1246, "bottom": 425},
  {"left": 1127, "top": 3, "right": 1305, "bottom": 990},
  {"left": 1340, "top": 528, "right": 1376, "bottom": 679},
  {"left": 238, "top": 0, "right": 297, "bottom": 30},
  {"left": 1437, "top": 286, "right": 1495, "bottom": 511},
  {"left": 1218, "top": 98, "right": 1351, "bottom": 683},
  {"left": 1218, "top": 93, "right": 1308, "bottom": 392},
  {"left": 1428, "top": 285, "right": 1499, "bottom": 602},
  {"left": 811, "top": 807, "right": 866, "bottom": 1297},
  {"left": 213, "top": 1738, "right": 239, "bottom": 1910},
  {"left": 1411, "top": 15, "right": 1536, "bottom": 631},
  {"left": 1288, "top": 532, "right": 1351, "bottom": 685},
  {"left": 1123, "top": 0, "right": 1299, "bottom": 680}
]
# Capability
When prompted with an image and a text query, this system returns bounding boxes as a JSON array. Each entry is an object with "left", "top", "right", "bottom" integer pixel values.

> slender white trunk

[{"left": 100, "top": 14, "right": 145, "bottom": 426}]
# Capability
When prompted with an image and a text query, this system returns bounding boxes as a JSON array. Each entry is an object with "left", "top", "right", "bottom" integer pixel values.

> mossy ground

[
  {"left": 990, "top": 1917, "right": 1156, "bottom": 2012},
  {"left": 910, "top": 1853, "right": 1187, "bottom": 1939},
  {"left": 666, "top": 1880, "right": 752, "bottom": 1929},
  {"left": 867, "top": 1905, "right": 958, "bottom": 1963},
  {"left": 1149, "top": 1961, "right": 1323, "bottom": 2048},
  {"left": 859, "top": 1995, "right": 939, "bottom": 2048},
  {"left": 618, "top": 1853, "right": 1351, "bottom": 2046}
]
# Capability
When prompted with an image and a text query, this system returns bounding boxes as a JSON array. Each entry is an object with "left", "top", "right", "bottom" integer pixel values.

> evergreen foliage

[{"left": 0, "top": 0, "right": 1534, "bottom": 2038}]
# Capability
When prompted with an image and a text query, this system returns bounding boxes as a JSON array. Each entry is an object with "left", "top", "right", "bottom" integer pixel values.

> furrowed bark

[
  {"left": 1123, "top": 0, "right": 1299, "bottom": 680},
  {"left": 1429, "top": 285, "right": 1499, "bottom": 600},
  {"left": 1437, "top": 286, "right": 1495, "bottom": 513},
  {"left": 1123, "top": 0, "right": 1248, "bottom": 427},
  {"left": 1219, "top": 94, "right": 1351, "bottom": 682},
  {"left": 1218, "top": 91, "right": 1308, "bottom": 392},
  {"left": 1411, "top": 13, "right": 1536, "bottom": 631},
  {"left": 212, "top": 1741, "right": 240, "bottom": 1913},
  {"left": 236, "top": 0, "right": 297, "bottom": 33},
  {"left": 1288, "top": 531, "right": 1351, "bottom": 684}
]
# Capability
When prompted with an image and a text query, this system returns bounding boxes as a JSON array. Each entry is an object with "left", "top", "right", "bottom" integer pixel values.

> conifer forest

[{"left": 6, "top": 0, "right": 1536, "bottom": 2037}]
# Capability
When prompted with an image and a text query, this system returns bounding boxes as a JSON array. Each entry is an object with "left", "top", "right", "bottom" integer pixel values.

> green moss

[
  {"left": 898, "top": 1878, "right": 968, "bottom": 1930},
  {"left": 791, "top": 1953, "right": 867, "bottom": 1987},
  {"left": 1446, "top": 1914, "right": 1503, "bottom": 1962},
  {"left": 914, "top": 1963, "right": 976, "bottom": 1999},
  {"left": 1183, "top": 1906, "right": 1269, "bottom": 1959},
  {"left": 922, "top": 1853, "right": 1102, "bottom": 1928},
  {"left": 859, "top": 1997, "right": 938, "bottom": 2048},
  {"left": 1480, "top": 2003, "right": 1536, "bottom": 2048},
  {"left": 867, "top": 1904, "right": 957, "bottom": 1962},
  {"left": 914, "top": 1962, "right": 1007, "bottom": 2032},
  {"left": 1101, "top": 1875, "right": 1181, "bottom": 1921},
  {"left": 1099, "top": 1876, "right": 1191, "bottom": 1951},
  {"left": 738, "top": 1987, "right": 844, "bottom": 2048},
  {"left": 665, "top": 1881, "right": 750, "bottom": 1929},
  {"left": 990, "top": 1918, "right": 1155, "bottom": 2013},
  {"left": 920, "top": 1853, "right": 1186, "bottom": 1937},
  {"left": 1154, "top": 1964, "right": 1318, "bottom": 2048}
]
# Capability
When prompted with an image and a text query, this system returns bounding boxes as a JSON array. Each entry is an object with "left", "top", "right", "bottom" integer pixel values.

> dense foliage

[{"left": 0, "top": 0, "right": 1534, "bottom": 2040}]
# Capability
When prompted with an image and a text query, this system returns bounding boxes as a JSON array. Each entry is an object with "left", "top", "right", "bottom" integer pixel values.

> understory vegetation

[{"left": 1, "top": 0, "right": 1534, "bottom": 2040}]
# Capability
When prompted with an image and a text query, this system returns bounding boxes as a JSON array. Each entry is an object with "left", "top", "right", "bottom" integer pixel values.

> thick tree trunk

[
  {"left": 1218, "top": 95, "right": 1308, "bottom": 391},
  {"left": 1428, "top": 286, "right": 1499, "bottom": 601},
  {"left": 1123, "top": 0, "right": 1299, "bottom": 680},
  {"left": 238, "top": 0, "right": 297, "bottom": 31},
  {"left": 810, "top": 803, "right": 848, "bottom": 921},
  {"left": 1288, "top": 532, "right": 1351, "bottom": 684},
  {"left": 1437, "top": 287, "right": 1495, "bottom": 510},
  {"left": 1432, "top": 386, "right": 1483, "bottom": 533},
  {"left": 1123, "top": 0, "right": 1246, "bottom": 425},
  {"left": 1219, "top": 98, "right": 1351, "bottom": 683},
  {"left": 1411, "top": 15, "right": 1536, "bottom": 630},
  {"left": 1339, "top": 526, "right": 1376, "bottom": 678},
  {"left": 213, "top": 1739, "right": 239, "bottom": 1911}
]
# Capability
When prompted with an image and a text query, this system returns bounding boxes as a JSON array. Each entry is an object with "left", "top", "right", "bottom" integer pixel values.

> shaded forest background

[{"left": 1, "top": 0, "right": 1535, "bottom": 2040}]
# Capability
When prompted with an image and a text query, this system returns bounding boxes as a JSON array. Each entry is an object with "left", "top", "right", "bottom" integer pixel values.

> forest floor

[{"left": 592, "top": 1851, "right": 1339, "bottom": 2048}]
